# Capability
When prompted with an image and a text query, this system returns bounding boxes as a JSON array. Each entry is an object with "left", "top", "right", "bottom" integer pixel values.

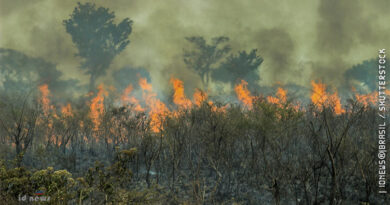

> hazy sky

[{"left": 1, "top": 0, "right": 389, "bottom": 93}]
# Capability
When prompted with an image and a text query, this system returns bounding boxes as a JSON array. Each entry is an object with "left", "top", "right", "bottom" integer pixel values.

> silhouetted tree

[
  {"left": 0, "top": 48, "right": 80, "bottom": 98},
  {"left": 0, "top": 93, "right": 38, "bottom": 167},
  {"left": 212, "top": 49, "right": 263, "bottom": 86},
  {"left": 344, "top": 59, "right": 378, "bottom": 93},
  {"left": 112, "top": 66, "right": 151, "bottom": 91},
  {"left": 63, "top": 2, "right": 133, "bottom": 90},
  {"left": 183, "top": 36, "right": 231, "bottom": 88}
]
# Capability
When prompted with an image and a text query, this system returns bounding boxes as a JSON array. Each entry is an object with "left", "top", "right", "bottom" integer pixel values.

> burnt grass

[{"left": 0, "top": 98, "right": 389, "bottom": 204}]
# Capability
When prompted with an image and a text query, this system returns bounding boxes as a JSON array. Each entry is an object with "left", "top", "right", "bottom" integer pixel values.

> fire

[
  {"left": 329, "top": 91, "right": 345, "bottom": 115},
  {"left": 267, "top": 87, "right": 287, "bottom": 106},
  {"left": 311, "top": 81, "right": 327, "bottom": 107},
  {"left": 311, "top": 81, "right": 345, "bottom": 114},
  {"left": 139, "top": 78, "right": 152, "bottom": 92},
  {"left": 38, "top": 84, "right": 59, "bottom": 143},
  {"left": 61, "top": 103, "right": 73, "bottom": 118},
  {"left": 234, "top": 80, "right": 254, "bottom": 109},
  {"left": 354, "top": 90, "right": 390, "bottom": 107},
  {"left": 276, "top": 87, "right": 287, "bottom": 103},
  {"left": 130, "top": 97, "right": 144, "bottom": 112},
  {"left": 193, "top": 88, "right": 207, "bottom": 107},
  {"left": 170, "top": 77, "right": 192, "bottom": 109},
  {"left": 39, "top": 84, "right": 51, "bottom": 117},
  {"left": 121, "top": 84, "right": 133, "bottom": 103},
  {"left": 139, "top": 77, "right": 169, "bottom": 132},
  {"left": 207, "top": 101, "right": 228, "bottom": 113},
  {"left": 89, "top": 84, "right": 108, "bottom": 132},
  {"left": 355, "top": 92, "right": 376, "bottom": 106},
  {"left": 121, "top": 84, "right": 144, "bottom": 112}
]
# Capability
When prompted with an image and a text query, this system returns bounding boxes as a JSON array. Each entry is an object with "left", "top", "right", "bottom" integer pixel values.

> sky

[{"left": 0, "top": 0, "right": 389, "bottom": 95}]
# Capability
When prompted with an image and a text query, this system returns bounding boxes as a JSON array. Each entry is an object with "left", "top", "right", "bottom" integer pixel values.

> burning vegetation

[
  {"left": 1, "top": 2, "right": 389, "bottom": 204},
  {"left": 33, "top": 78, "right": 387, "bottom": 138},
  {"left": 1, "top": 76, "right": 387, "bottom": 204}
]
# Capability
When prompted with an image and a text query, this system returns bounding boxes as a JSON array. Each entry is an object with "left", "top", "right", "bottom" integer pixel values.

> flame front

[
  {"left": 39, "top": 84, "right": 51, "bottom": 117},
  {"left": 61, "top": 103, "right": 73, "bottom": 118},
  {"left": 311, "top": 81, "right": 345, "bottom": 114},
  {"left": 34, "top": 77, "right": 370, "bottom": 141},
  {"left": 89, "top": 84, "right": 108, "bottom": 133},
  {"left": 139, "top": 78, "right": 169, "bottom": 132},
  {"left": 234, "top": 80, "right": 254, "bottom": 109},
  {"left": 267, "top": 87, "right": 287, "bottom": 106},
  {"left": 38, "top": 84, "right": 58, "bottom": 144},
  {"left": 121, "top": 84, "right": 144, "bottom": 112},
  {"left": 170, "top": 77, "right": 192, "bottom": 109},
  {"left": 311, "top": 81, "right": 327, "bottom": 107},
  {"left": 193, "top": 88, "right": 207, "bottom": 107}
]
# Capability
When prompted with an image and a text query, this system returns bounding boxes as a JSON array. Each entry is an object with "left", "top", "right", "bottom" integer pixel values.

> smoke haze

[{"left": 0, "top": 0, "right": 389, "bottom": 96}]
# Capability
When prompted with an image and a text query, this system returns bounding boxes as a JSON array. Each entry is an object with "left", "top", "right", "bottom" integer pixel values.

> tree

[
  {"left": 63, "top": 2, "right": 133, "bottom": 90},
  {"left": 0, "top": 93, "right": 38, "bottom": 167},
  {"left": 0, "top": 48, "right": 80, "bottom": 97},
  {"left": 344, "top": 59, "right": 378, "bottom": 93},
  {"left": 183, "top": 36, "right": 231, "bottom": 88},
  {"left": 212, "top": 49, "right": 263, "bottom": 86}
]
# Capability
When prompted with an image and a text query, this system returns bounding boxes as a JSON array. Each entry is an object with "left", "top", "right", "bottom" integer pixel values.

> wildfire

[
  {"left": 170, "top": 77, "right": 192, "bottom": 109},
  {"left": 61, "top": 103, "right": 73, "bottom": 118},
  {"left": 121, "top": 84, "right": 133, "bottom": 103},
  {"left": 310, "top": 81, "right": 327, "bottom": 107},
  {"left": 234, "top": 80, "right": 254, "bottom": 109},
  {"left": 139, "top": 78, "right": 169, "bottom": 132},
  {"left": 311, "top": 81, "right": 345, "bottom": 115},
  {"left": 193, "top": 88, "right": 207, "bottom": 107},
  {"left": 89, "top": 84, "right": 108, "bottom": 132},
  {"left": 267, "top": 87, "right": 287, "bottom": 106},
  {"left": 354, "top": 90, "right": 390, "bottom": 107},
  {"left": 39, "top": 84, "right": 52, "bottom": 117},
  {"left": 35, "top": 77, "right": 375, "bottom": 142},
  {"left": 121, "top": 84, "right": 144, "bottom": 112},
  {"left": 38, "top": 84, "right": 59, "bottom": 144},
  {"left": 139, "top": 78, "right": 152, "bottom": 92}
]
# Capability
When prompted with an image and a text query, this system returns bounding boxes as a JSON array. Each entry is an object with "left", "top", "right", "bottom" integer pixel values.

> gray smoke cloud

[{"left": 0, "top": 0, "right": 389, "bottom": 99}]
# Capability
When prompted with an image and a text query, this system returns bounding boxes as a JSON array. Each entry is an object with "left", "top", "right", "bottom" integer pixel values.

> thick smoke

[
  {"left": 0, "top": 0, "right": 389, "bottom": 98},
  {"left": 312, "top": 0, "right": 390, "bottom": 89},
  {"left": 112, "top": 66, "right": 151, "bottom": 91},
  {"left": 0, "top": 48, "right": 82, "bottom": 100}
]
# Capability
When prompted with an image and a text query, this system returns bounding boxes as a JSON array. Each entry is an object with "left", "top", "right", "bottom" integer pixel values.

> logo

[
  {"left": 35, "top": 190, "right": 44, "bottom": 196},
  {"left": 18, "top": 190, "right": 50, "bottom": 202}
]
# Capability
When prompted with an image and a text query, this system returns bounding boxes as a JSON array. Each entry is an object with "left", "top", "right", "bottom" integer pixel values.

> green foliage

[
  {"left": 0, "top": 147, "right": 158, "bottom": 204},
  {"left": 0, "top": 162, "right": 32, "bottom": 199}
]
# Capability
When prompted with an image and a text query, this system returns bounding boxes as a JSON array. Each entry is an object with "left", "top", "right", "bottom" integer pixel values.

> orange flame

[
  {"left": 39, "top": 84, "right": 51, "bottom": 117},
  {"left": 121, "top": 84, "right": 133, "bottom": 103},
  {"left": 38, "top": 84, "right": 58, "bottom": 122},
  {"left": 170, "top": 77, "right": 192, "bottom": 109},
  {"left": 207, "top": 101, "right": 228, "bottom": 113},
  {"left": 139, "top": 78, "right": 169, "bottom": 132},
  {"left": 311, "top": 81, "right": 327, "bottom": 107},
  {"left": 121, "top": 84, "right": 144, "bottom": 112},
  {"left": 329, "top": 91, "right": 345, "bottom": 115},
  {"left": 89, "top": 84, "right": 108, "bottom": 132},
  {"left": 139, "top": 78, "right": 152, "bottom": 92},
  {"left": 267, "top": 87, "right": 287, "bottom": 106},
  {"left": 354, "top": 90, "right": 390, "bottom": 107},
  {"left": 61, "top": 103, "right": 73, "bottom": 118},
  {"left": 193, "top": 88, "right": 207, "bottom": 107},
  {"left": 234, "top": 80, "right": 254, "bottom": 109},
  {"left": 311, "top": 81, "right": 345, "bottom": 114}
]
